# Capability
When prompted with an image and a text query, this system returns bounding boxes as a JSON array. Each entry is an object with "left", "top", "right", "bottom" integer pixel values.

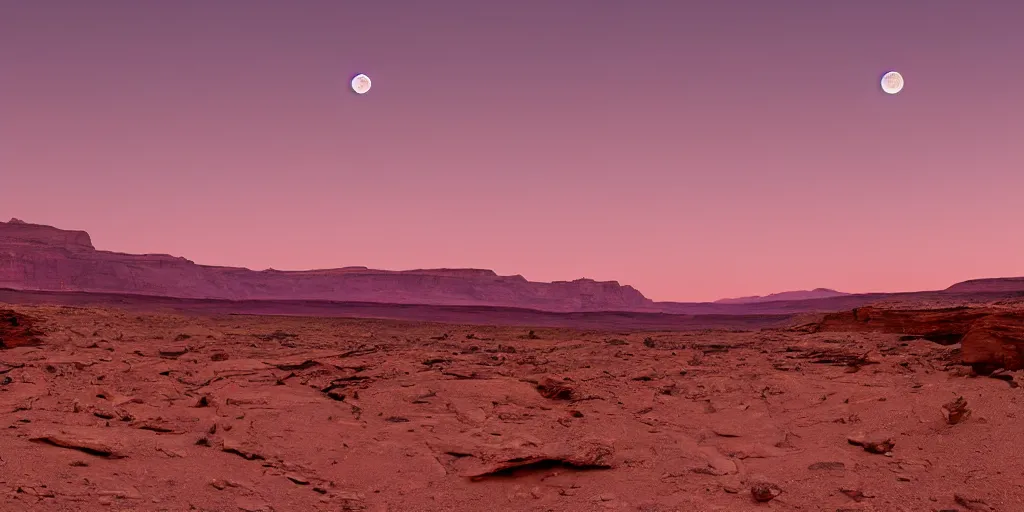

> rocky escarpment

[
  {"left": 0, "top": 219, "right": 654, "bottom": 312},
  {"left": 806, "top": 306, "right": 1024, "bottom": 372},
  {"left": 0, "top": 218, "right": 94, "bottom": 251}
]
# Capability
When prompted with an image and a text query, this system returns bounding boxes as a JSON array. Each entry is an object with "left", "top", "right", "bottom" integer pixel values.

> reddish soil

[{"left": 0, "top": 302, "right": 1022, "bottom": 511}]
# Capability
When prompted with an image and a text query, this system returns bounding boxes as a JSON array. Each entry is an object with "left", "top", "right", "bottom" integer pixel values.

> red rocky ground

[{"left": 0, "top": 304, "right": 1022, "bottom": 511}]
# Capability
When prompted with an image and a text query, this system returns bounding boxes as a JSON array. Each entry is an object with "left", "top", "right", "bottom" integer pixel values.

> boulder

[{"left": 960, "top": 313, "right": 1024, "bottom": 372}]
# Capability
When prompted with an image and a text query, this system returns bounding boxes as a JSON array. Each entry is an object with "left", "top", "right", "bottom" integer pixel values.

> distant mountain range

[
  {"left": 2, "top": 218, "right": 1023, "bottom": 314},
  {"left": 714, "top": 288, "right": 850, "bottom": 304}
]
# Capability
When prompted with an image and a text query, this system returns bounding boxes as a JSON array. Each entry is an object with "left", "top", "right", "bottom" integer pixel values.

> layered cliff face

[
  {"left": 0, "top": 218, "right": 94, "bottom": 251},
  {"left": 807, "top": 306, "right": 1024, "bottom": 372},
  {"left": 0, "top": 219, "right": 654, "bottom": 312}
]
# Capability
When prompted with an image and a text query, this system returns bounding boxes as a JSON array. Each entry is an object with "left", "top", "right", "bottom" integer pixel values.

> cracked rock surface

[{"left": 0, "top": 304, "right": 1022, "bottom": 511}]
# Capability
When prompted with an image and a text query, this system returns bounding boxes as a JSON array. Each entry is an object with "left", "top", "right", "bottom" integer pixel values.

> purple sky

[{"left": 3, "top": 1, "right": 1023, "bottom": 302}]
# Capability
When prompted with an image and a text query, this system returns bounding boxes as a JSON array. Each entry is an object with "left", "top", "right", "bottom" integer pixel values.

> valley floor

[{"left": 0, "top": 304, "right": 1021, "bottom": 511}]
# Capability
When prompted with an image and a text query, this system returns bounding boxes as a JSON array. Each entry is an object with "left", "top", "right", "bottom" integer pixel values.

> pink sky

[{"left": 2, "top": 1, "right": 1023, "bottom": 302}]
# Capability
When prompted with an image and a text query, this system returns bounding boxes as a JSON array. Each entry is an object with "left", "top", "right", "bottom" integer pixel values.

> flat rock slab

[{"left": 30, "top": 430, "right": 126, "bottom": 458}]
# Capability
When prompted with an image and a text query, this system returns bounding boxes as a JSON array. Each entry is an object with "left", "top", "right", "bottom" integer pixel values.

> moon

[
  {"left": 880, "top": 71, "right": 904, "bottom": 95},
  {"left": 351, "top": 74, "right": 372, "bottom": 95}
]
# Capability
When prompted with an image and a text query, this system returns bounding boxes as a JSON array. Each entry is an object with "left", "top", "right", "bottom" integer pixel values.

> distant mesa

[
  {"left": 945, "top": 277, "right": 1024, "bottom": 294},
  {"left": 0, "top": 218, "right": 652, "bottom": 313},
  {"left": 1, "top": 218, "right": 94, "bottom": 250},
  {"left": 714, "top": 288, "right": 850, "bottom": 304}
]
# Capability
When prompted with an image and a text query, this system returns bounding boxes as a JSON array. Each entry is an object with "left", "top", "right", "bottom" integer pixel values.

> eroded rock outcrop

[
  {"left": 809, "top": 307, "right": 990, "bottom": 344},
  {"left": 808, "top": 306, "right": 1024, "bottom": 371},
  {"left": 960, "top": 313, "right": 1024, "bottom": 373}
]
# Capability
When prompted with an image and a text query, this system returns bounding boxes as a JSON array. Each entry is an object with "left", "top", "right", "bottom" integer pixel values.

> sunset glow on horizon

[{"left": 3, "top": 1, "right": 1022, "bottom": 302}]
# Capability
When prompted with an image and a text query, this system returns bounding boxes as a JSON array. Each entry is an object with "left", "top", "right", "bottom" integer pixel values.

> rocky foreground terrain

[{"left": 1, "top": 301, "right": 1023, "bottom": 511}]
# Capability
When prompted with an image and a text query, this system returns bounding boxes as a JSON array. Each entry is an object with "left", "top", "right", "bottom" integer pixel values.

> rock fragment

[
  {"left": 840, "top": 487, "right": 875, "bottom": 502},
  {"left": 30, "top": 431, "right": 125, "bottom": 458},
  {"left": 461, "top": 440, "right": 615, "bottom": 480},
  {"left": 954, "top": 493, "right": 994, "bottom": 511},
  {"left": 285, "top": 473, "right": 309, "bottom": 485},
  {"left": 847, "top": 432, "right": 895, "bottom": 454},
  {"left": 941, "top": 396, "right": 971, "bottom": 425},
  {"left": 221, "top": 438, "right": 264, "bottom": 460},
  {"left": 750, "top": 482, "right": 782, "bottom": 502},
  {"left": 535, "top": 377, "right": 575, "bottom": 400},
  {"left": 157, "top": 344, "right": 189, "bottom": 358}
]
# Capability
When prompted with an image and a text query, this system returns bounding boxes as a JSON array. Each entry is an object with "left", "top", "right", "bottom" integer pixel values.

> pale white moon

[
  {"left": 351, "top": 74, "right": 372, "bottom": 95},
  {"left": 880, "top": 71, "right": 904, "bottom": 94}
]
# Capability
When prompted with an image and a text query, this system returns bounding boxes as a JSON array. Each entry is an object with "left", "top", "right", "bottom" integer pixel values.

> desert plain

[{"left": 1, "top": 293, "right": 1022, "bottom": 512}]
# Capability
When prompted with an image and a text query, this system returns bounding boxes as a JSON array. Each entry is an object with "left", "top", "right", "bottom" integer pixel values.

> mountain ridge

[
  {"left": 714, "top": 288, "right": 850, "bottom": 304},
  {"left": 0, "top": 218, "right": 652, "bottom": 312}
]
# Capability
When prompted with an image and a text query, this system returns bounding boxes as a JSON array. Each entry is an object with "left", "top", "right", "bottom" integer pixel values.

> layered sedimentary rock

[
  {"left": 0, "top": 219, "right": 653, "bottom": 312},
  {"left": 810, "top": 307, "right": 991, "bottom": 343},
  {"left": 960, "top": 313, "right": 1024, "bottom": 372},
  {"left": 809, "top": 306, "right": 1024, "bottom": 371}
]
